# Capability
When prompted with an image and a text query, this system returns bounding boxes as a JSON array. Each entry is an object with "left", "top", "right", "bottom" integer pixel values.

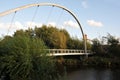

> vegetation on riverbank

[
  {"left": 0, "top": 25, "right": 120, "bottom": 80},
  {"left": 0, "top": 35, "right": 60, "bottom": 80},
  {"left": 0, "top": 25, "right": 87, "bottom": 80},
  {"left": 62, "top": 55, "right": 120, "bottom": 70},
  {"left": 56, "top": 33, "right": 120, "bottom": 70}
]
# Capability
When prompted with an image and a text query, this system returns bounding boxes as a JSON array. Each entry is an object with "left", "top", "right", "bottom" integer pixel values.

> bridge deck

[{"left": 46, "top": 49, "right": 91, "bottom": 56}]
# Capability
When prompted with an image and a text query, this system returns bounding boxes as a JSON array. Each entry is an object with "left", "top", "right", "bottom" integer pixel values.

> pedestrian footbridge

[{"left": 46, "top": 49, "right": 92, "bottom": 56}]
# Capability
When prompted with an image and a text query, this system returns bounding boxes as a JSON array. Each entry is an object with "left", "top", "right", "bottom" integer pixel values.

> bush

[{"left": 0, "top": 35, "right": 58, "bottom": 80}]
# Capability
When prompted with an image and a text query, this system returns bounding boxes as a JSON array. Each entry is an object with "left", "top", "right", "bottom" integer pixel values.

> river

[{"left": 67, "top": 68, "right": 120, "bottom": 80}]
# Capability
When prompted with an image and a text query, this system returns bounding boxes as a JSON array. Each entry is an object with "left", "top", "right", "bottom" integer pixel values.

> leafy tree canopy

[{"left": 0, "top": 35, "right": 57, "bottom": 80}]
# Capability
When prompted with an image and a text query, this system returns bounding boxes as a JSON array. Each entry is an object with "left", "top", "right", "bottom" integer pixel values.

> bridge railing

[{"left": 46, "top": 49, "right": 91, "bottom": 54}]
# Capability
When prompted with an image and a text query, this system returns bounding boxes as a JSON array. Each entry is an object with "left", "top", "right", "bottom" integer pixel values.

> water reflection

[{"left": 67, "top": 69, "right": 120, "bottom": 80}]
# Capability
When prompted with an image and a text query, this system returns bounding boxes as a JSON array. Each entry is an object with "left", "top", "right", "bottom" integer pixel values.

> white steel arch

[{"left": 0, "top": 3, "right": 87, "bottom": 54}]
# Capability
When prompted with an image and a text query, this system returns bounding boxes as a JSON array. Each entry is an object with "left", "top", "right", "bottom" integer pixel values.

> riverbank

[
  {"left": 55, "top": 55, "right": 120, "bottom": 80},
  {"left": 55, "top": 55, "right": 120, "bottom": 73}
]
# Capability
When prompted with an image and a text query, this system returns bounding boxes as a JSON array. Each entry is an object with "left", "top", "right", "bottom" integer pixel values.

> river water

[{"left": 67, "top": 68, "right": 120, "bottom": 80}]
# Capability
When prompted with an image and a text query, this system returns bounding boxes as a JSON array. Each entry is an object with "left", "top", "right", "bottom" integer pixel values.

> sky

[{"left": 0, "top": 0, "right": 120, "bottom": 40}]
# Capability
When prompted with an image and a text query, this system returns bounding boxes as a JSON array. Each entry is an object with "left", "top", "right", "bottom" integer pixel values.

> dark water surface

[{"left": 67, "top": 68, "right": 120, "bottom": 80}]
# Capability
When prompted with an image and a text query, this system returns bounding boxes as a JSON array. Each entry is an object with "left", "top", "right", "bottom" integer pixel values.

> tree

[
  {"left": 67, "top": 37, "right": 83, "bottom": 49},
  {"left": 0, "top": 35, "right": 58, "bottom": 80},
  {"left": 60, "top": 29, "right": 70, "bottom": 40},
  {"left": 91, "top": 34, "right": 120, "bottom": 57},
  {"left": 91, "top": 38, "right": 104, "bottom": 54},
  {"left": 14, "top": 28, "right": 34, "bottom": 37},
  {"left": 107, "top": 33, "right": 119, "bottom": 46},
  {"left": 35, "top": 25, "right": 67, "bottom": 49},
  {"left": 106, "top": 34, "right": 120, "bottom": 56}
]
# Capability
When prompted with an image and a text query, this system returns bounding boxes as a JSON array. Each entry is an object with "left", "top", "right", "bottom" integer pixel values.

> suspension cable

[
  {"left": 56, "top": 9, "right": 63, "bottom": 27},
  {"left": 29, "top": 5, "right": 39, "bottom": 28},
  {"left": 7, "top": 11, "right": 17, "bottom": 35},
  {"left": 46, "top": 6, "right": 54, "bottom": 25}
]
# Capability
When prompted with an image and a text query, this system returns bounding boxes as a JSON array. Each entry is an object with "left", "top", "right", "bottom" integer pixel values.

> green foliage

[
  {"left": 35, "top": 25, "right": 68, "bottom": 49},
  {"left": 107, "top": 33, "right": 119, "bottom": 45},
  {"left": 92, "top": 33, "right": 120, "bottom": 57},
  {"left": 67, "top": 38, "right": 83, "bottom": 49},
  {"left": 14, "top": 28, "right": 34, "bottom": 37},
  {"left": 0, "top": 35, "right": 57, "bottom": 80},
  {"left": 13, "top": 25, "right": 92, "bottom": 50},
  {"left": 91, "top": 38, "right": 104, "bottom": 54},
  {"left": 86, "top": 41, "right": 92, "bottom": 50},
  {"left": 14, "top": 29, "right": 27, "bottom": 36},
  {"left": 106, "top": 34, "right": 120, "bottom": 56},
  {"left": 60, "top": 29, "right": 70, "bottom": 40}
]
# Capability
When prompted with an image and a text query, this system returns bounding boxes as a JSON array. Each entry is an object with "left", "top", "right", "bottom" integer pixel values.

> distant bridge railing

[{"left": 45, "top": 49, "right": 92, "bottom": 56}]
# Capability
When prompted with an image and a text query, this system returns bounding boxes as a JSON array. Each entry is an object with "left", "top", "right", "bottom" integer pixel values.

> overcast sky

[{"left": 0, "top": 0, "right": 120, "bottom": 39}]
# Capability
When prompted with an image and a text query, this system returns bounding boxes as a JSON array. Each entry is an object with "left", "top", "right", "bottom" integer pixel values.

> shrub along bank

[{"left": 55, "top": 55, "right": 120, "bottom": 72}]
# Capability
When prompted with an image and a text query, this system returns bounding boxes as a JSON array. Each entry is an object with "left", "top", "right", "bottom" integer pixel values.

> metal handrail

[{"left": 47, "top": 49, "right": 91, "bottom": 54}]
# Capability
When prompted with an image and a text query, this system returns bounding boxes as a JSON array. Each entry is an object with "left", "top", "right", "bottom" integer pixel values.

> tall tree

[
  {"left": 106, "top": 34, "right": 120, "bottom": 56},
  {"left": 91, "top": 38, "right": 103, "bottom": 54},
  {"left": 67, "top": 37, "right": 83, "bottom": 49},
  {"left": 35, "top": 25, "right": 67, "bottom": 49},
  {"left": 0, "top": 35, "right": 57, "bottom": 80}
]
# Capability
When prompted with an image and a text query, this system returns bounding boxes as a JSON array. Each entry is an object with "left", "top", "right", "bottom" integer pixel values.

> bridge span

[{"left": 46, "top": 49, "right": 92, "bottom": 56}]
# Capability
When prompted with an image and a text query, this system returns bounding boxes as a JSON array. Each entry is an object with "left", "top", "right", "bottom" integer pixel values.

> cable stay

[
  {"left": 29, "top": 5, "right": 39, "bottom": 37},
  {"left": 56, "top": 9, "right": 63, "bottom": 28},
  {"left": 29, "top": 5, "right": 39, "bottom": 28},
  {"left": 46, "top": 6, "right": 54, "bottom": 25},
  {"left": 7, "top": 11, "right": 17, "bottom": 35}
]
